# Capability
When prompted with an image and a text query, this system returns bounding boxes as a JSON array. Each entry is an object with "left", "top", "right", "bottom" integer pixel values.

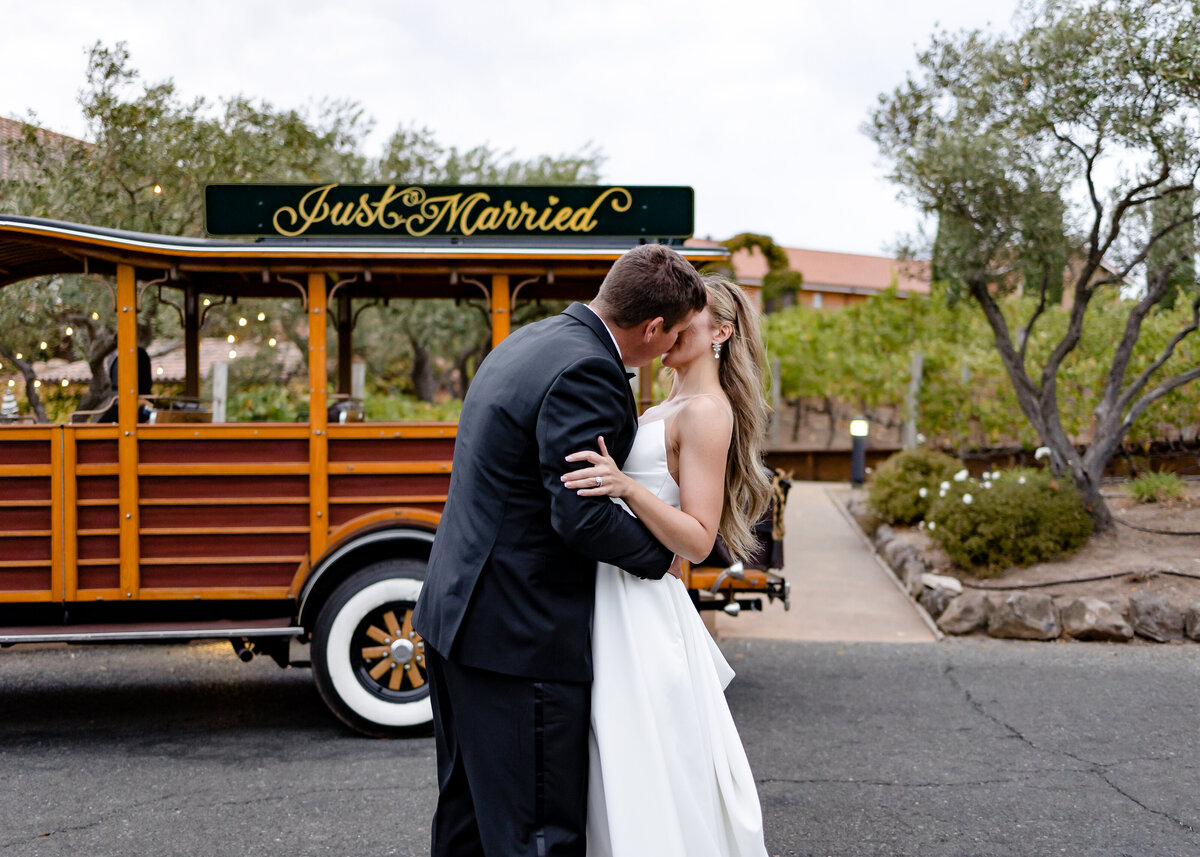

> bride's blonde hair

[{"left": 704, "top": 274, "right": 771, "bottom": 562}]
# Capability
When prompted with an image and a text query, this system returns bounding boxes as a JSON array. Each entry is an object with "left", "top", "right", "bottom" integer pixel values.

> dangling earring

[{"left": 712, "top": 341, "right": 722, "bottom": 359}]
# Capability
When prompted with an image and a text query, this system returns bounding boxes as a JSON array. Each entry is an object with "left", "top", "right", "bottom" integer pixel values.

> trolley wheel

[{"left": 311, "top": 558, "right": 432, "bottom": 738}]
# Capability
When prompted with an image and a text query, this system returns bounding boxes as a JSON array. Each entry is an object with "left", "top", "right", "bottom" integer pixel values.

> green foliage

[
  {"left": 866, "top": 0, "right": 1200, "bottom": 526},
  {"left": 765, "top": 285, "right": 1200, "bottom": 449},
  {"left": 866, "top": 447, "right": 962, "bottom": 525},
  {"left": 1126, "top": 471, "right": 1187, "bottom": 504},
  {"left": 716, "top": 234, "right": 801, "bottom": 310},
  {"left": 926, "top": 468, "right": 1093, "bottom": 575},
  {"left": 227, "top": 382, "right": 307, "bottom": 423},
  {"left": 0, "top": 42, "right": 603, "bottom": 421},
  {"left": 365, "top": 395, "right": 463, "bottom": 422}
]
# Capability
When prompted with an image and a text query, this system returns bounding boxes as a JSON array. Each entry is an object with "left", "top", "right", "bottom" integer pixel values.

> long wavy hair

[{"left": 703, "top": 274, "right": 771, "bottom": 562}]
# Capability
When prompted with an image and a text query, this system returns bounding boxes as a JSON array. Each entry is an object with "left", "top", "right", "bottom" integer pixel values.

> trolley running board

[{"left": 0, "top": 618, "right": 303, "bottom": 645}]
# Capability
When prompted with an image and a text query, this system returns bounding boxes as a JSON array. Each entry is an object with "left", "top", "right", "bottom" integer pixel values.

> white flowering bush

[
  {"left": 866, "top": 448, "right": 963, "bottom": 525},
  {"left": 926, "top": 467, "right": 1093, "bottom": 575}
]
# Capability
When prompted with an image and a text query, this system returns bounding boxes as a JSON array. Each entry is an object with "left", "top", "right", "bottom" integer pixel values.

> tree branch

[{"left": 1115, "top": 281, "right": 1200, "bottom": 418}]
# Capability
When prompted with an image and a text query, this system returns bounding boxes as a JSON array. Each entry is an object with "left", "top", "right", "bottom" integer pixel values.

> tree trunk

[
  {"left": 1, "top": 351, "right": 49, "bottom": 423},
  {"left": 409, "top": 339, "right": 437, "bottom": 403},
  {"left": 1076, "top": 473, "right": 1115, "bottom": 533}
]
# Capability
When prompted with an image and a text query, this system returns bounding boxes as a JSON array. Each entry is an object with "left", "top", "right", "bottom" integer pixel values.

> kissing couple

[{"left": 412, "top": 243, "right": 771, "bottom": 856}]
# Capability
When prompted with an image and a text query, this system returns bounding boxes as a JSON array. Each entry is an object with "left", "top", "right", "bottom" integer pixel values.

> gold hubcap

[{"left": 361, "top": 607, "right": 426, "bottom": 691}]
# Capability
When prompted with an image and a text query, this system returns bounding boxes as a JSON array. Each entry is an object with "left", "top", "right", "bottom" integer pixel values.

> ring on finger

[{"left": 595, "top": 476, "right": 603, "bottom": 487}]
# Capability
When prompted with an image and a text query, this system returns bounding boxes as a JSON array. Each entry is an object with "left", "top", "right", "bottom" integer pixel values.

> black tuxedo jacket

[{"left": 411, "top": 303, "right": 673, "bottom": 681}]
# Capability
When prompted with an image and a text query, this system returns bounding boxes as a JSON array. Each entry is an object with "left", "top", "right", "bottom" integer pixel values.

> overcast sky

[{"left": 1, "top": 0, "right": 1022, "bottom": 256}]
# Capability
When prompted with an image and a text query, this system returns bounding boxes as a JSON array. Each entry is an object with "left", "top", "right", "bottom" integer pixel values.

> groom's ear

[{"left": 642, "top": 317, "right": 665, "bottom": 342}]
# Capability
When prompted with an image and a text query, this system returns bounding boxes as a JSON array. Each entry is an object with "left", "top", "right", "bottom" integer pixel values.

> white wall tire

[{"left": 311, "top": 559, "right": 431, "bottom": 737}]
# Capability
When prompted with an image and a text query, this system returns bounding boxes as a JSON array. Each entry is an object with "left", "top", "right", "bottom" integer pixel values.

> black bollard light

[{"left": 849, "top": 416, "right": 869, "bottom": 486}]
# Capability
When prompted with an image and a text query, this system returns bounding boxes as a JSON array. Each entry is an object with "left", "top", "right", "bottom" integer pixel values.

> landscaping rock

[
  {"left": 900, "top": 557, "right": 926, "bottom": 596},
  {"left": 917, "top": 573, "right": 963, "bottom": 620},
  {"left": 1185, "top": 601, "right": 1200, "bottom": 641},
  {"left": 987, "top": 592, "right": 1061, "bottom": 641},
  {"left": 872, "top": 523, "right": 895, "bottom": 551},
  {"left": 1129, "top": 592, "right": 1184, "bottom": 643},
  {"left": 883, "top": 537, "right": 917, "bottom": 570},
  {"left": 845, "top": 494, "right": 877, "bottom": 534},
  {"left": 937, "top": 591, "right": 990, "bottom": 635},
  {"left": 919, "top": 585, "right": 954, "bottom": 619},
  {"left": 1061, "top": 597, "right": 1133, "bottom": 642}
]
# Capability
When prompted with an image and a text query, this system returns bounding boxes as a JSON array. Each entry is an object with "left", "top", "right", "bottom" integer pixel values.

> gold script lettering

[
  {"left": 268, "top": 185, "right": 639, "bottom": 237},
  {"left": 568, "top": 187, "right": 632, "bottom": 233},
  {"left": 273, "top": 183, "right": 337, "bottom": 237}
]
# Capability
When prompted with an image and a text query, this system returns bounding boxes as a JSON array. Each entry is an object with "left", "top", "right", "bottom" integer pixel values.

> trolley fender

[{"left": 299, "top": 512, "right": 438, "bottom": 629}]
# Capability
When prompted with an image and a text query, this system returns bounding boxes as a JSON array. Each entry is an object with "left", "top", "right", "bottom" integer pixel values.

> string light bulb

[
  {"left": 61, "top": 378, "right": 69, "bottom": 387},
  {"left": 257, "top": 312, "right": 266, "bottom": 321},
  {"left": 92, "top": 312, "right": 99, "bottom": 320},
  {"left": 268, "top": 337, "right": 277, "bottom": 347},
  {"left": 153, "top": 184, "right": 162, "bottom": 194},
  {"left": 65, "top": 327, "right": 73, "bottom": 336},
  {"left": 226, "top": 334, "right": 236, "bottom": 343}
]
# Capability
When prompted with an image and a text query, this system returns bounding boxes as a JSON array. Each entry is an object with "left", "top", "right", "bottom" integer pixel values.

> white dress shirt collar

[{"left": 583, "top": 303, "right": 624, "bottom": 365}]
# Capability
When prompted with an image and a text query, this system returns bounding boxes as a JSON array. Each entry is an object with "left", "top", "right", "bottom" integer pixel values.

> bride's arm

[{"left": 561, "top": 396, "right": 731, "bottom": 563}]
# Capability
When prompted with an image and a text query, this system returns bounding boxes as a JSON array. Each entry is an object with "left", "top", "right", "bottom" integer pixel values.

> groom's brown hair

[{"left": 594, "top": 244, "right": 707, "bottom": 330}]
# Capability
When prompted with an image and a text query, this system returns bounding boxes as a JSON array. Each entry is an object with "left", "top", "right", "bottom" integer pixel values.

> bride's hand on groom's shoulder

[{"left": 562, "top": 436, "right": 630, "bottom": 499}]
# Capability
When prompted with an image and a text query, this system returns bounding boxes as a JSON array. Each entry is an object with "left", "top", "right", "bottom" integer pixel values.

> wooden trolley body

[{"left": 0, "top": 212, "right": 782, "bottom": 735}]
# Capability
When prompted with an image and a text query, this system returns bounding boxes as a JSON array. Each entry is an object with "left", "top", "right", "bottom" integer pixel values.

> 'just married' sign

[{"left": 204, "top": 184, "right": 694, "bottom": 239}]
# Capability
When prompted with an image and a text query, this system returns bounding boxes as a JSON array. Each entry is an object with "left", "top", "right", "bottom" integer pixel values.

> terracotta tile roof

[
  {"left": 0, "top": 116, "right": 87, "bottom": 182},
  {"left": 686, "top": 238, "right": 930, "bottom": 296}
]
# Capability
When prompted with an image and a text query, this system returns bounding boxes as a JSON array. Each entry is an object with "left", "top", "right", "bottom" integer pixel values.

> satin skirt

[{"left": 586, "top": 566, "right": 768, "bottom": 857}]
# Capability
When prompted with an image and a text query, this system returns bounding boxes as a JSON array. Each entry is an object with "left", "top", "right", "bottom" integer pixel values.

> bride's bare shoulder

[
  {"left": 673, "top": 395, "right": 733, "bottom": 448},
  {"left": 678, "top": 393, "right": 732, "bottom": 423}
]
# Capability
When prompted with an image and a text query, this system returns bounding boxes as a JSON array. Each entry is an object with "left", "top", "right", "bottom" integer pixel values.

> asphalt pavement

[{"left": 2, "top": 639, "right": 1197, "bottom": 857}]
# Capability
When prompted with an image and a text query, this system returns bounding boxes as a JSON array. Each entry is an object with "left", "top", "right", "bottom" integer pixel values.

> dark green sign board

[{"left": 204, "top": 184, "right": 694, "bottom": 239}]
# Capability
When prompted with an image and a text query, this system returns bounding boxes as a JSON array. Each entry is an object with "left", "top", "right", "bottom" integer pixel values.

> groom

[{"left": 412, "top": 243, "right": 707, "bottom": 857}]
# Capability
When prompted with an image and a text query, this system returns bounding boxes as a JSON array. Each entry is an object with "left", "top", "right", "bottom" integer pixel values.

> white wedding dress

[{"left": 587, "top": 418, "right": 769, "bottom": 857}]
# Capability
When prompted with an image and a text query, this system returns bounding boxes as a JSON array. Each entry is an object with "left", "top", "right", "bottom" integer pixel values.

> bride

[{"left": 562, "top": 274, "right": 771, "bottom": 857}]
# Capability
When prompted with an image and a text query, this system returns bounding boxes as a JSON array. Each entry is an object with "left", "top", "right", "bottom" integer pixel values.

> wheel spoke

[
  {"left": 361, "top": 645, "right": 390, "bottom": 659},
  {"left": 365, "top": 624, "right": 390, "bottom": 644},
  {"left": 401, "top": 608, "right": 414, "bottom": 639},
  {"left": 406, "top": 662, "right": 425, "bottom": 689},
  {"left": 388, "top": 662, "right": 405, "bottom": 690},
  {"left": 369, "top": 658, "right": 393, "bottom": 680},
  {"left": 383, "top": 610, "right": 402, "bottom": 637}
]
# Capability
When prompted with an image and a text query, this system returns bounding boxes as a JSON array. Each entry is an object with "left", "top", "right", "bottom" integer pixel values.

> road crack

[
  {"left": 941, "top": 660, "right": 1196, "bottom": 835},
  {"left": 758, "top": 776, "right": 1022, "bottom": 789}
]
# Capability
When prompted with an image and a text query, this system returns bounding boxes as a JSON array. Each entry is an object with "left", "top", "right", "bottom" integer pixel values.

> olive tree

[
  {"left": 2, "top": 42, "right": 604, "bottom": 414},
  {"left": 869, "top": 0, "right": 1200, "bottom": 531}
]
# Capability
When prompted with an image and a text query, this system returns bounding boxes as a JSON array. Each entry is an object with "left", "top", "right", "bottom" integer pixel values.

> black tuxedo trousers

[{"left": 411, "top": 303, "right": 673, "bottom": 856}]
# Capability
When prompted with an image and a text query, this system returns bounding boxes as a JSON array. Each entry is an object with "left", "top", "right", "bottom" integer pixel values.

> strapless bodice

[{"left": 617, "top": 419, "right": 679, "bottom": 509}]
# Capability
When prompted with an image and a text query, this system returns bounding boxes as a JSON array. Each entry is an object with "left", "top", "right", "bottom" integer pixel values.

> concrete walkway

[{"left": 713, "top": 482, "right": 938, "bottom": 643}]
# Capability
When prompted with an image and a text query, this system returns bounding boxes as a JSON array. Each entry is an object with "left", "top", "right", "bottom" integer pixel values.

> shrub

[
  {"left": 365, "top": 395, "right": 463, "bottom": 422},
  {"left": 866, "top": 447, "right": 962, "bottom": 525},
  {"left": 1126, "top": 471, "right": 1186, "bottom": 504},
  {"left": 925, "top": 467, "right": 1093, "bottom": 576}
]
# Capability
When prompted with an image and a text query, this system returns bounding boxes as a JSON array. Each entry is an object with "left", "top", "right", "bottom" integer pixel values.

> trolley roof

[{"left": 0, "top": 215, "right": 728, "bottom": 302}]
